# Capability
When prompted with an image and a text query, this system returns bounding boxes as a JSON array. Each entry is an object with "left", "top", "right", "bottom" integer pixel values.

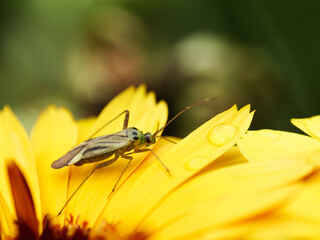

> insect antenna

[
  {"left": 152, "top": 97, "right": 216, "bottom": 138},
  {"left": 153, "top": 122, "right": 178, "bottom": 144}
]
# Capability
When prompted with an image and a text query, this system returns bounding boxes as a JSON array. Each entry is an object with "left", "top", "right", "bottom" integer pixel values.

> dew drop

[
  {"left": 185, "top": 156, "right": 212, "bottom": 171},
  {"left": 253, "top": 130, "right": 281, "bottom": 141},
  {"left": 208, "top": 124, "right": 238, "bottom": 146}
]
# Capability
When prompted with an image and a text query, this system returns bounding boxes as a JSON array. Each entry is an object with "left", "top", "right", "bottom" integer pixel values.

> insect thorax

[{"left": 127, "top": 127, "right": 156, "bottom": 147}]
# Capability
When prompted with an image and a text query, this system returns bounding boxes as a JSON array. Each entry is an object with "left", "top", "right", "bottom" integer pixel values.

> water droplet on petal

[
  {"left": 208, "top": 124, "right": 238, "bottom": 146},
  {"left": 253, "top": 130, "right": 281, "bottom": 141},
  {"left": 185, "top": 156, "right": 212, "bottom": 171}
]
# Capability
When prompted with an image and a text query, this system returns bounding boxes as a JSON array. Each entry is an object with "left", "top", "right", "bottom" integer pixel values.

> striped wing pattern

[{"left": 51, "top": 129, "right": 133, "bottom": 169}]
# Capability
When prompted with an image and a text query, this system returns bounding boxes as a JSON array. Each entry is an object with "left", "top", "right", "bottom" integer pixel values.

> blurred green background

[{"left": 1, "top": 0, "right": 319, "bottom": 137}]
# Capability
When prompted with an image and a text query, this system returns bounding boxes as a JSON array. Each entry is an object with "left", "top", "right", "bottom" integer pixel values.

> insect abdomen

[{"left": 74, "top": 151, "right": 115, "bottom": 166}]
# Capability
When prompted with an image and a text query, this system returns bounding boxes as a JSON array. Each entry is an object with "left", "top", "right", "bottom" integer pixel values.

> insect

[{"left": 52, "top": 97, "right": 215, "bottom": 215}]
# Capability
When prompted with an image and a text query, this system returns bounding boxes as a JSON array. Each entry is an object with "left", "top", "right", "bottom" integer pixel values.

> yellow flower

[
  {"left": 234, "top": 115, "right": 320, "bottom": 238},
  {"left": 3, "top": 85, "right": 320, "bottom": 239},
  {"left": 1, "top": 84, "right": 279, "bottom": 239}
]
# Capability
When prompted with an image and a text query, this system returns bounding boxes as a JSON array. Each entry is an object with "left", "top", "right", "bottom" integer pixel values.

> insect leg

[
  {"left": 122, "top": 110, "right": 130, "bottom": 130},
  {"left": 57, "top": 156, "right": 119, "bottom": 216},
  {"left": 159, "top": 136, "right": 177, "bottom": 144},
  {"left": 107, "top": 154, "right": 133, "bottom": 199},
  {"left": 134, "top": 148, "right": 171, "bottom": 176},
  {"left": 95, "top": 155, "right": 120, "bottom": 169},
  {"left": 88, "top": 110, "right": 130, "bottom": 139}
]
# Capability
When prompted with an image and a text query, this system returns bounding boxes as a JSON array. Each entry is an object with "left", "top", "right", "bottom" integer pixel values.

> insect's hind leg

[
  {"left": 96, "top": 156, "right": 120, "bottom": 169},
  {"left": 57, "top": 156, "right": 119, "bottom": 216},
  {"left": 108, "top": 154, "right": 133, "bottom": 199},
  {"left": 88, "top": 110, "right": 130, "bottom": 139}
]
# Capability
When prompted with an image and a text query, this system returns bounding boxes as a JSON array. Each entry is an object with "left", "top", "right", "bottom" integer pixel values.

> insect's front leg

[{"left": 134, "top": 148, "right": 170, "bottom": 175}]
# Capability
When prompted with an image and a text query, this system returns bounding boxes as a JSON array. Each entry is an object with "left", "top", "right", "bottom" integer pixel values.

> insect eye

[
  {"left": 145, "top": 133, "right": 155, "bottom": 144},
  {"left": 133, "top": 136, "right": 139, "bottom": 141}
]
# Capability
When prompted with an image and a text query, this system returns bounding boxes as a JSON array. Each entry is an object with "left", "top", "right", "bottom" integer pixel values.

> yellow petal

[
  {"left": 291, "top": 116, "right": 320, "bottom": 140},
  {"left": 198, "top": 146, "right": 248, "bottom": 174},
  {"left": 85, "top": 85, "right": 167, "bottom": 138},
  {"left": 64, "top": 86, "right": 168, "bottom": 224},
  {"left": 279, "top": 170, "right": 320, "bottom": 223},
  {"left": 139, "top": 158, "right": 312, "bottom": 239},
  {"left": 95, "top": 105, "right": 254, "bottom": 235},
  {"left": 30, "top": 105, "right": 78, "bottom": 221},
  {"left": 238, "top": 129, "right": 320, "bottom": 166},
  {"left": 0, "top": 106, "right": 41, "bottom": 223},
  {"left": 244, "top": 217, "right": 320, "bottom": 239},
  {"left": 199, "top": 217, "right": 320, "bottom": 240},
  {"left": 0, "top": 191, "right": 15, "bottom": 238},
  {"left": 178, "top": 225, "right": 251, "bottom": 240},
  {"left": 150, "top": 185, "right": 299, "bottom": 240}
]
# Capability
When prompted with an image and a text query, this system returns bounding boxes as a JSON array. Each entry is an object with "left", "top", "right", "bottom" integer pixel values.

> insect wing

[
  {"left": 76, "top": 134, "right": 132, "bottom": 164},
  {"left": 51, "top": 129, "right": 132, "bottom": 168},
  {"left": 51, "top": 142, "right": 88, "bottom": 169}
]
